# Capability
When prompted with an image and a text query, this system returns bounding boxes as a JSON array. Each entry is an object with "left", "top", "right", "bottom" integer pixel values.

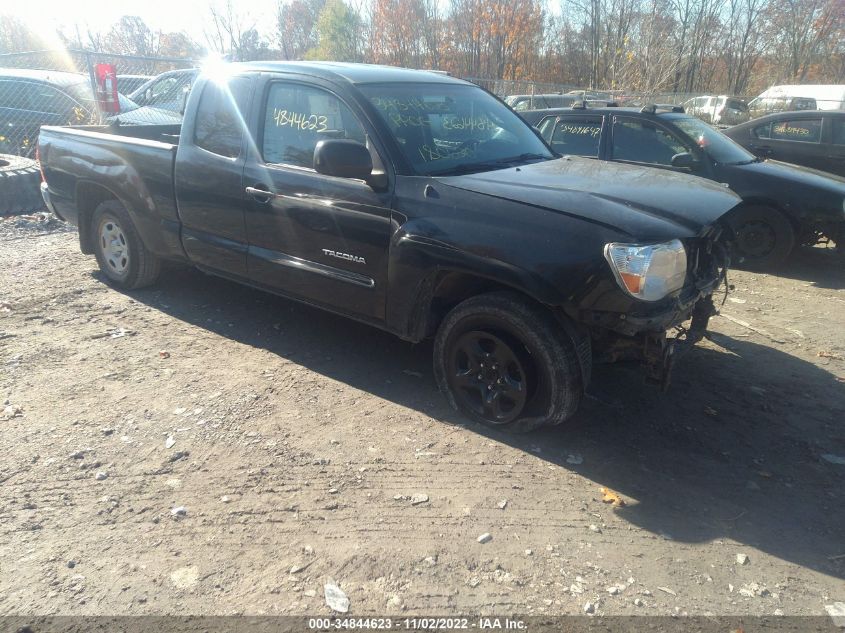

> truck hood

[{"left": 440, "top": 157, "right": 742, "bottom": 240}]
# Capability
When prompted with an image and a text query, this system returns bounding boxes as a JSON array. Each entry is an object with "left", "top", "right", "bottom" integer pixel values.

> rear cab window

[
  {"left": 193, "top": 76, "right": 252, "bottom": 158},
  {"left": 771, "top": 119, "right": 822, "bottom": 143}
]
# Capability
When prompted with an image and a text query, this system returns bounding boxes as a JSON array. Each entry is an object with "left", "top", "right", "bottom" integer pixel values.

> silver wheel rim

[{"left": 99, "top": 218, "right": 130, "bottom": 277}]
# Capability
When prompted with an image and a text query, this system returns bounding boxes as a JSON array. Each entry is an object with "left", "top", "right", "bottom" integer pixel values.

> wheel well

[
  {"left": 735, "top": 198, "right": 799, "bottom": 232},
  {"left": 423, "top": 272, "right": 543, "bottom": 338},
  {"left": 76, "top": 182, "right": 120, "bottom": 254}
]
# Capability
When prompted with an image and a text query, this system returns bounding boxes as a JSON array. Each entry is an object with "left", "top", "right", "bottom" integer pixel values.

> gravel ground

[{"left": 1, "top": 217, "right": 843, "bottom": 619}]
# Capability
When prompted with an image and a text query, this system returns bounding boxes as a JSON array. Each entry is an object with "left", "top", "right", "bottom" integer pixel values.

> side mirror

[
  {"left": 313, "top": 139, "right": 373, "bottom": 181},
  {"left": 671, "top": 152, "right": 698, "bottom": 169}
]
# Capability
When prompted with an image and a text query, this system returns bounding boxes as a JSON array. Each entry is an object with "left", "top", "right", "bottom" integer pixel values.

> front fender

[{"left": 386, "top": 233, "right": 568, "bottom": 341}]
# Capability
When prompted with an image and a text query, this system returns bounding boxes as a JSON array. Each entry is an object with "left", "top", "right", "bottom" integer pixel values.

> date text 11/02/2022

[{"left": 308, "top": 617, "right": 528, "bottom": 629}]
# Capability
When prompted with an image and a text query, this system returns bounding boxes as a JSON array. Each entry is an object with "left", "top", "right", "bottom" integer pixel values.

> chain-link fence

[
  {"left": 467, "top": 77, "right": 844, "bottom": 128},
  {"left": 2, "top": 49, "right": 843, "bottom": 158},
  {"left": 0, "top": 49, "right": 197, "bottom": 156}
]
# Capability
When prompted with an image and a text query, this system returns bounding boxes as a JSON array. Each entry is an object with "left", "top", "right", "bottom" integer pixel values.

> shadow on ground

[
  {"left": 733, "top": 245, "right": 845, "bottom": 290},
  {"left": 112, "top": 266, "right": 845, "bottom": 581}
]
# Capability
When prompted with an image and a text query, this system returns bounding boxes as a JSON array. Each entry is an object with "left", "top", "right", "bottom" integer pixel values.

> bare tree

[{"left": 206, "top": 0, "right": 258, "bottom": 60}]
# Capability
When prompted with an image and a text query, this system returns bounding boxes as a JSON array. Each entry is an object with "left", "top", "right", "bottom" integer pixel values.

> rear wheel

[
  {"left": 725, "top": 204, "right": 794, "bottom": 268},
  {"left": 91, "top": 201, "right": 160, "bottom": 289},
  {"left": 433, "top": 292, "right": 585, "bottom": 433}
]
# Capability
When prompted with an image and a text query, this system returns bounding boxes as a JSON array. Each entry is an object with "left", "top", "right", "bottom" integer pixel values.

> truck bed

[{"left": 38, "top": 123, "right": 184, "bottom": 259}]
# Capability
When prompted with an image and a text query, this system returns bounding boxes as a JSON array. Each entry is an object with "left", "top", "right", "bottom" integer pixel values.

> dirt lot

[{"left": 1, "top": 216, "right": 844, "bottom": 619}]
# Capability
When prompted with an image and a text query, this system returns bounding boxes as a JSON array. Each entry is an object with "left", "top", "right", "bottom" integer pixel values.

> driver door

[{"left": 242, "top": 77, "right": 393, "bottom": 322}]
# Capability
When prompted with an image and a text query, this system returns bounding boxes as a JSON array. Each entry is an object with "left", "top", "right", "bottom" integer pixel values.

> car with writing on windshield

[
  {"left": 39, "top": 62, "right": 741, "bottom": 432},
  {"left": 522, "top": 105, "right": 845, "bottom": 266},
  {"left": 723, "top": 110, "right": 845, "bottom": 179}
]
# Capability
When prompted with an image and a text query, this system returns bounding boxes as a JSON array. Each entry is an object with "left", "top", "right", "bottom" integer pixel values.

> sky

[{"left": 4, "top": 0, "right": 283, "bottom": 45}]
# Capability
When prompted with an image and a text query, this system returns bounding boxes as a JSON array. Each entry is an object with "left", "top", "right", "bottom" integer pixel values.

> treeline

[{"left": 2, "top": 0, "right": 843, "bottom": 95}]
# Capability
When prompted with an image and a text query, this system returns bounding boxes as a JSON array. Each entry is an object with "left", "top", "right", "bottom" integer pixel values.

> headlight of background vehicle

[{"left": 604, "top": 239, "right": 687, "bottom": 302}]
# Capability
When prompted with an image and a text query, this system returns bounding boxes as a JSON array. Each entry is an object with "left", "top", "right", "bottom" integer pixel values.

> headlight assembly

[{"left": 604, "top": 239, "right": 687, "bottom": 302}]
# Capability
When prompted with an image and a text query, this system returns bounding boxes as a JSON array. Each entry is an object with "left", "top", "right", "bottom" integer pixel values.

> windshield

[
  {"left": 359, "top": 83, "right": 554, "bottom": 176},
  {"left": 671, "top": 115, "right": 756, "bottom": 164}
]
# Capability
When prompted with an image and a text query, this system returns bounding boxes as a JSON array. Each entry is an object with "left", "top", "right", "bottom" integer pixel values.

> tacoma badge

[{"left": 322, "top": 249, "right": 366, "bottom": 265}]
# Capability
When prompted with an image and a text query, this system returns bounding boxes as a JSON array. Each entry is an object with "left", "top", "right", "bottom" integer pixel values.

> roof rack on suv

[
  {"left": 572, "top": 100, "right": 619, "bottom": 110},
  {"left": 640, "top": 103, "right": 685, "bottom": 114}
]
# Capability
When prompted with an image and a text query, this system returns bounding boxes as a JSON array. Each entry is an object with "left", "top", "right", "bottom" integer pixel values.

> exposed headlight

[{"left": 604, "top": 239, "right": 687, "bottom": 302}]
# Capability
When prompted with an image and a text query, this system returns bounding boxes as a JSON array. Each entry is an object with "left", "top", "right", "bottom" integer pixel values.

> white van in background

[{"left": 753, "top": 84, "right": 845, "bottom": 111}]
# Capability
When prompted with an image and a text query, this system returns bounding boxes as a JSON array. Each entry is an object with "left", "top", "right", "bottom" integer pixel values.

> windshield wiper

[
  {"left": 429, "top": 154, "right": 550, "bottom": 176},
  {"left": 428, "top": 162, "right": 510, "bottom": 176},
  {"left": 495, "top": 153, "right": 549, "bottom": 164}
]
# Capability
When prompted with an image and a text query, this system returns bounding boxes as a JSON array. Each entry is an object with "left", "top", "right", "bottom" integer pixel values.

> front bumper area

[{"left": 584, "top": 235, "right": 729, "bottom": 390}]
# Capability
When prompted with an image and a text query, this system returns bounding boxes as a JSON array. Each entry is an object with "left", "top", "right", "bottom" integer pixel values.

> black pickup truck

[{"left": 38, "top": 62, "right": 741, "bottom": 432}]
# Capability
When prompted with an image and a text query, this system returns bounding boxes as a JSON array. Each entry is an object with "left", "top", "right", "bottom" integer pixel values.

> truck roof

[{"left": 237, "top": 61, "right": 469, "bottom": 86}]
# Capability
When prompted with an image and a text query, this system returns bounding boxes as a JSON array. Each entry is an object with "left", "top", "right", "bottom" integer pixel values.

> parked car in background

[
  {"left": 748, "top": 95, "right": 817, "bottom": 118},
  {"left": 683, "top": 95, "right": 750, "bottom": 126},
  {"left": 0, "top": 68, "right": 136, "bottom": 156},
  {"left": 750, "top": 84, "right": 845, "bottom": 114},
  {"left": 38, "top": 61, "right": 741, "bottom": 432},
  {"left": 522, "top": 105, "right": 845, "bottom": 266},
  {"left": 117, "top": 74, "right": 152, "bottom": 95},
  {"left": 128, "top": 68, "right": 198, "bottom": 112},
  {"left": 723, "top": 110, "right": 845, "bottom": 178},
  {"left": 111, "top": 68, "right": 199, "bottom": 125},
  {"left": 505, "top": 93, "right": 581, "bottom": 111}
]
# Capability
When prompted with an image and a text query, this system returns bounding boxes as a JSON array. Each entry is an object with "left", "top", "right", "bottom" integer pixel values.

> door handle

[{"left": 245, "top": 185, "right": 273, "bottom": 203}]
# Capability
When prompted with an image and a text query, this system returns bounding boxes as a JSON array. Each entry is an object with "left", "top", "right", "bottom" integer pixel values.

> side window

[
  {"left": 194, "top": 76, "right": 251, "bottom": 158},
  {"left": 771, "top": 118, "right": 822, "bottom": 143},
  {"left": 832, "top": 119, "right": 845, "bottom": 146},
  {"left": 262, "top": 82, "right": 365, "bottom": 168},
  {"left": 550, "top": 117, "right": 602, "bottom": 157},
  {"left": 536, "top": 116, "right": 557, "bottom": 141},
  {"left": 3, "top": 82, "right": 38, "bottom": 111},
  {"left": 612, "top": 118, "right": 688, "bottom": 165},
  {"left": 753, "top": 123, "right": 772, "bottom": 139}
]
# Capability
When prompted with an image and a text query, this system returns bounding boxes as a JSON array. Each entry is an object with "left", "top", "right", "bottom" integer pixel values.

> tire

[
  {"left": 433, "top": 291, "right": 585, "bottom": 433},
  {"left": 0, "top": 154, "right": 43, "bottom": 216},
  {"left": 91, "top": 200, "right": 161, "bottom": 289},
  {"left": 725, "top": 204, "right": 795, "bottom": 268}
]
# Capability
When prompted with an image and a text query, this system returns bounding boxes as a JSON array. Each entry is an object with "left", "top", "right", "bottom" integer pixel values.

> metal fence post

[{"left": 84, "top": 51, "right": 103, "bottom": 124}]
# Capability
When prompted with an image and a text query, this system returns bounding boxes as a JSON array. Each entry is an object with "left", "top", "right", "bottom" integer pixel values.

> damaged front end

[{"left": 586, "top": 227, "right": 731, "bottom": 390}]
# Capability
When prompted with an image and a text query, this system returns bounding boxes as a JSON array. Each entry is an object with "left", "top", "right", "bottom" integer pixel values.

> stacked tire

[{"left": 0, "top": 154, "right": 44, "bottom": 216}]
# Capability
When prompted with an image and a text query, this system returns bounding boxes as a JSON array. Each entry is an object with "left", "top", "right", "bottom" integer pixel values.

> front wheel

[
  {"left": 433, "top": 292, "right": 586, "bottom": 433},
  {"left": 725, "top": 204, "right": 795, "bottom": 268},
  {"left": 91, "top": 200, "right": 161, "bottom": 289}
]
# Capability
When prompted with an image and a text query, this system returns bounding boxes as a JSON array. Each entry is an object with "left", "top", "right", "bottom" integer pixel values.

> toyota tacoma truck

[{"left": 38, "top": 62, "right": 740, "bottom": 432}]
